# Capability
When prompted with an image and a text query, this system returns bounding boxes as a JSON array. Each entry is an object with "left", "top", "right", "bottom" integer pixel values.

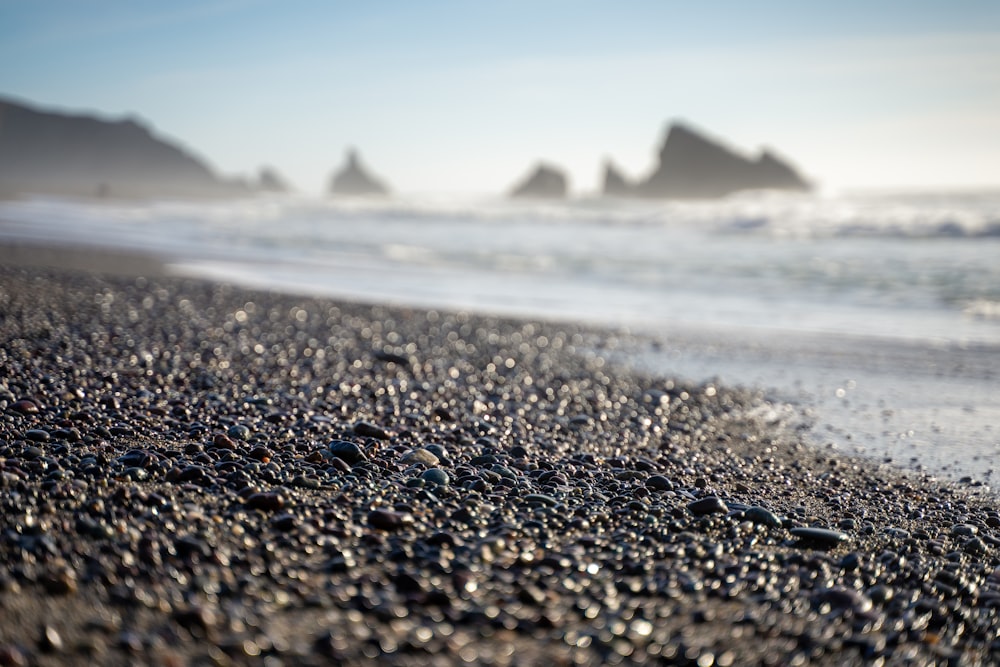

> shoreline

[{"left": 2, "top": 246, "right": 1000, "bottom": 664}]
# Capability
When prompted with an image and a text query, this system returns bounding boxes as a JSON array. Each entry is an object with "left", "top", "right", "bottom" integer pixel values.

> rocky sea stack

[
  {"left": 0, "top": 96, "right": 249, "bottom": 200},
  {"left": 602, "top": 160, "right": 633, "bottom": 197},
  {"left": 509, "top": 163, "right": 568, "bottom": 199},
  {"left": 256, "top": 166, "right": 291, "bottom": 193},
  {"left": 606, "top": 122, "right": 811, "bottom": 199},
  {"left": 328, "top": 149, "right": 390, "bottom": 197}
]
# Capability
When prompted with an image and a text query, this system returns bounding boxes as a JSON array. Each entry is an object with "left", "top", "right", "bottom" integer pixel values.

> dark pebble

[
  {"left": 327, "top": 440, "right": 367, "bottom": 465},
  {"left": 524, "top": 493, "right": 559, "bottom": 507},
  {"left": 420, "top": 468, "right": 449, "bottom": 486},
  {"left": 271, "top": 513, "right": 298, "bottom": 531},
  {"left": 744, "top": 506, "right": 783, "bottom": 528},
  {"left": 812, "top": 586, "right": 873, "bottom": 614},
  {"left": 687, "top": 496, "right": 728, "bottom": 516},
  {"left": 245, "top": 491, "right": 285, "bottom": 512},
  {"left": 24, "top": 429, "right": 50, "bottom": 442},
  {"left": 353, "top": 421, "right": 390, "bottom": 440},
  {"left": 423, "top": 443, "right": 449, "bottom": 463},
  {"left": 227, "top": 424, "right": 251, "bottom": 441},
  {"left": 172, "top": 605, "right": 217, "bottom": 634},
  {"left": 790, "top": 527, "right": 850, "bottom": 548},
  {"left": 368, "top": 509, "right": 414, "bottom": 531},
  {"left": 645, "top": 474, "right": 673, "bottom": 491},
  {"left": 10, "top": 399, "right": 39, "bottom": 415}
]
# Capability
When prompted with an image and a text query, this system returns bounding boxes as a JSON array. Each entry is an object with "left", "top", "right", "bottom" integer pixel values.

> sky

[{"left": 1, "top": 0, "right": 999, "bottom": 196}]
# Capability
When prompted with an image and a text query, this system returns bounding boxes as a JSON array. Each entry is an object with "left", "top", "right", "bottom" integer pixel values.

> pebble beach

[{"left": 2, "top": 245, "right": 1000, "bottom": 666}]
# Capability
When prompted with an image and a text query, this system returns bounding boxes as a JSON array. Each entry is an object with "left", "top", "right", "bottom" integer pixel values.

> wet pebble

[
  {"left": 227, "top": 424, "right": 251, "bottom": 441},
  {"left": 420, "top": 468, "right": 449, "bottom": 486}
]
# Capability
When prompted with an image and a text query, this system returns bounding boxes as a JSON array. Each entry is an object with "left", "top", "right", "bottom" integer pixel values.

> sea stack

[
  {"left": 634, "top": 122, "right": 810, "bottom": 199},
  {"left": 509, "top": 163, "right": 568, "bottom": 199},
  {"left": 328, "top": 149, "right": 389, "bottom": 196},
  {"left": 0, "top": 96, "right": 245, "bottom": 200},
  {"left": 601, "top": 160, "right": 633, "bottom": 197},
  {"left": 256, "top": 166, "right": 290, "bottom": 193}
]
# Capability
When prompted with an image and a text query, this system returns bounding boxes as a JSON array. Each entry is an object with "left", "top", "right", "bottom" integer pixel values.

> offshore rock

[
  {"left": 256, "top": 166, "right": 290, "bottom": 192},
  {"left": 328, "top": 149, "right": 389, "bottom": 196},
  {"left": 509, "top": 163, "right": 568, "bottom": 199},
  {"left": 634, "top": 122, "right": 811, "bottom": 199},
  {"left": 602, "top": 159, "right": 633, "bottom": 197}
]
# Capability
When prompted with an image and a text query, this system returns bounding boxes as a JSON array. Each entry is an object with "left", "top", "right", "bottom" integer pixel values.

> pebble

[
  {"left": 951, "top": 523, "right": 978, "bottom": 536},
  {"left": 420, "top": 468, "right": 449, "bottom": 486},
  {"left": 10, "top": 399, "right": 39, "bottom": 414},
  {"left": 812, "top": 586, "right": 874, "bottom": 615},
  {"left": 24, "top": 429, "right": 50, "bottom": 442},
  {"left": 39, "top": 625, "right": 62, "bottom": 653},
  {"left": 367, "top": 509, "right": 414, "bottom": 531},
  {"left": 401, "top": 448, "right": 439, "bottom": 466},
  {"left": 244, "top": 491, "right": 285, "bottom": 511},
  {"left": 744, "top": 506, "right": 783, "bottom": 528},
  {"left": 687, "top": 496, "right": 728, "bottom": 516},
  {"left": 645, "top": 474, "right": 673, "bottom": 491},
  {"left": 790, "top": 527, "right": 850, "bottom": 548},
  {"left": 353, "top": 421, "right": 390, "bottom": 440},
  {"left": 1, "top": 267, "right": 999, "bottom": 666},
  {"left": 423, "top": 444, "right": 449, "bottom": 463},
  {"left": 524, "top": 493, "right": 559, "bottom": 507},
  {"left": 227, "top": 424, "right": 251, "bottom": 441},
  {"left": 326, "top": 440, "right": 367, "bottom": 465}
]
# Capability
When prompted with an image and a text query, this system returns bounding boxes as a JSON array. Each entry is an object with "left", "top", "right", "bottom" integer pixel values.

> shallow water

[{"left": 2, "top": 190, "right": 999, "bottom": 483}]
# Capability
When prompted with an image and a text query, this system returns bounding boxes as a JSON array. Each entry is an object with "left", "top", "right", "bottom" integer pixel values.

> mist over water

[{"left": 2, "top": 190, "right": 999, "bottom": 484}]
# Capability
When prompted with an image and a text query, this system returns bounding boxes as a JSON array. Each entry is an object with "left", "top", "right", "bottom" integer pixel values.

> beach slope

[{"left": 1, "top": 247, "right": 998, "bottom": 665}]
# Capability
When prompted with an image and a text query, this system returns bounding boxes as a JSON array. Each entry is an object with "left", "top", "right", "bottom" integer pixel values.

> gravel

[{"left": 1, "top": 261, "right": 999, "bottom": 666}]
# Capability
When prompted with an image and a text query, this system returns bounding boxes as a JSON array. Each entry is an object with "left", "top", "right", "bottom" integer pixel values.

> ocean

[{"left": 2, "top": 190, "right": 999, "bottom": 486}]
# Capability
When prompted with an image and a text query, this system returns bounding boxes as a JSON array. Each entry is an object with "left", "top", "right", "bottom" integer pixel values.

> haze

[{"left": 2, "top": 0, "right": 998, "bottom": 196}]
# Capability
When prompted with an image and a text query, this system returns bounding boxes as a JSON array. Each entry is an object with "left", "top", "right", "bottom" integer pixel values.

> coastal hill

[
  {"left": 609, "top": 122, "right": 811, "bottom": 199},
  {"left": 328, "top": 149, "right": 390, "bottom": 196},
  {"left": 0, "top": 96, "right": 253, "bottom": 200},
  {"left": 509, "top": 163, "right": 569, "bottom": 199}
]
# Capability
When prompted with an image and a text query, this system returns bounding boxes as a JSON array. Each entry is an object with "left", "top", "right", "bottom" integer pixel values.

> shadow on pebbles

[{"left": 1, "top": 265, "right": 999, "bottom": 666}]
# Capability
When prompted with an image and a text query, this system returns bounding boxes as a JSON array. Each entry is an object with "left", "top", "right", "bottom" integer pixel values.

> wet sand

[{"left": 2, "top": 242, "right": 999, "bottom": 666}]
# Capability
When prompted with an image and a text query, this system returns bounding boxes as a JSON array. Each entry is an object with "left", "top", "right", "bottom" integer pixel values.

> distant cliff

[
  {"left": 328, "top": 150, "right": 389, "bottom": 196},
  {"left": 607, "top": 122, "right": 810, "bottom": 199},
  {"left": 509, "top": 163, "right": 568, "bottom": 199},
  {"left": 0, "top": 96, "right": 250, "bottom": 199}
]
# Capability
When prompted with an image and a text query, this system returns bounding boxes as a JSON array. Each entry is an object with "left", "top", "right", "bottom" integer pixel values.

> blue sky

[{"left": 2, "top": 1, "right": 999, "bottom": 195}]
